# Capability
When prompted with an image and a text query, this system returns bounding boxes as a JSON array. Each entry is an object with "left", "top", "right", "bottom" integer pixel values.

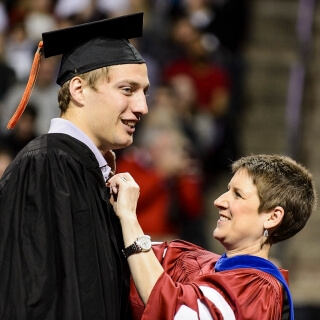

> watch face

[{"left": 137, "top": 235, "right": 151, "bottom": 251}]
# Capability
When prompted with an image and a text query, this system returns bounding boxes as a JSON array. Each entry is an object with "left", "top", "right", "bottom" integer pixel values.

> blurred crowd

[{"left": 0, "top": 0, "right": 250, "bottom": 248}]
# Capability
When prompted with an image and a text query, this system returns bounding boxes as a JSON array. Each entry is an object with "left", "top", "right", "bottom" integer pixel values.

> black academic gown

[{"left": 0, "top": 133, "right": 131, "bottom": 320}]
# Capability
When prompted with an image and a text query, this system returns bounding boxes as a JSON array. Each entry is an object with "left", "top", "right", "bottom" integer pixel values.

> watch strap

[{"left": 122, "top": 241, "right": 142, "bottom": 258}]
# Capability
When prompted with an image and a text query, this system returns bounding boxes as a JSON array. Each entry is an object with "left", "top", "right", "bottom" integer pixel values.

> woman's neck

[{"left": 225, "top": 243, "right": 271, "bottom": 259}]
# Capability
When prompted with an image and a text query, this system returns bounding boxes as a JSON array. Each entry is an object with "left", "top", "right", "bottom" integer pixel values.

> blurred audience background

[{"left": 0, "top": 1, "right": 319, "bottom": 318}]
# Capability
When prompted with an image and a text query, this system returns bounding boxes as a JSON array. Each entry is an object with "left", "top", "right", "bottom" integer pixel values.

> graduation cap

[{"left": 7, "top": 12, "right": 145, "bottom": 129}]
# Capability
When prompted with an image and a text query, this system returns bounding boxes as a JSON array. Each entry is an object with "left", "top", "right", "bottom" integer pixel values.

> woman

[{"left": 108, "top": 154, "right": 316, "bottom": 320}]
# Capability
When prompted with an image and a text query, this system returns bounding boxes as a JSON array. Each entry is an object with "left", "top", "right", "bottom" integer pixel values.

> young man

[{"left": 0, "top": 13, "right": 149, "bottom": 319}]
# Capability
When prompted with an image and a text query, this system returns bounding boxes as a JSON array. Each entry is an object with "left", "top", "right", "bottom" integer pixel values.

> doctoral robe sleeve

[{"left": 130, "top": 241, "right": 285, "bottom": 320}]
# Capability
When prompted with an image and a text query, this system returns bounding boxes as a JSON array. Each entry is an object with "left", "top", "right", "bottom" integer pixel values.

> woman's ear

[
  {"left": 69, "top": 77, "right": 85, "bottom": 105},
  {"left": 264, "top": 206, "right": 284, "bottom": 230}
]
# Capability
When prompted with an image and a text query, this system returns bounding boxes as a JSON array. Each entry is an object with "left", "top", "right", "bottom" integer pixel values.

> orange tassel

[{"left": 7, "top": 41, "right": 44, "bottom": 129}]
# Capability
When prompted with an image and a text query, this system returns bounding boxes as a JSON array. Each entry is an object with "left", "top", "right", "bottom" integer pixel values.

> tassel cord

[{"left": 6, "top": 41, "right": 43, "bottom": 129}]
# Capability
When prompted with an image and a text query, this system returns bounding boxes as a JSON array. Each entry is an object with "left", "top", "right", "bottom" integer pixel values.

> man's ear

[
  {"left": 69, "top": 77, "right": 85, "bottom": 105},
  {"left": 264, "top": 206, "right": 284, "bottom": 230}
]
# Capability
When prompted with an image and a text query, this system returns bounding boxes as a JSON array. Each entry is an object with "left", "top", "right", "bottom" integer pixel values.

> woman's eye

[{"left": 234, "top": 191, "right": 242, "bottom": 198}]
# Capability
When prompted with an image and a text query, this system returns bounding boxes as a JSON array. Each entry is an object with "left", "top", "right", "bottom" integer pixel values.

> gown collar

[{"left": 216, "top": 253, "right": 294, "bottom": 320}]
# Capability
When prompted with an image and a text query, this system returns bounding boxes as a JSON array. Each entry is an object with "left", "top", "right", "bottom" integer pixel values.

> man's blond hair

[{"left": 58, "top": 67, "right": 110, "bottom": 113}]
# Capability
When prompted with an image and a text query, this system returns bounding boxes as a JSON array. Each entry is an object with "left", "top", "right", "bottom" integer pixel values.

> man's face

[{"left": 82, "top": 63, "right": 149, "bottom": 153}]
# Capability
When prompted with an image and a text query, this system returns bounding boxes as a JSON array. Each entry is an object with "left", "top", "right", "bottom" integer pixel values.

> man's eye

[{"left": 122, "top": 87, "right": 133, "bottom": 93}]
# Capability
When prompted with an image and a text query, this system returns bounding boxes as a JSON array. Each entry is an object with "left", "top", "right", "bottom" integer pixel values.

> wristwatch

[{"left": 122, "top": 235, "right": 152, "bottom": 258}]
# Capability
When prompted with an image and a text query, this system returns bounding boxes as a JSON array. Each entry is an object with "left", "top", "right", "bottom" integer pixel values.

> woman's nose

[{"left": 214, "top": 192, "right": 228, "bottom": 208}]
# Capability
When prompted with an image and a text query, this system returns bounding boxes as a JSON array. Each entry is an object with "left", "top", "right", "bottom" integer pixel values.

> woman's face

[{"left": 213, "top": 168, "right": 270, "bottom": 254}]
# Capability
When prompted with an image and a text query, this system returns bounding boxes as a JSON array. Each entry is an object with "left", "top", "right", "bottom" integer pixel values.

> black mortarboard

[
  {"left": 42, "top": 12, "right": 145, "bottom": 85},
  {"left": 7, "top": 12, "right": 145, "bottom": 129}
]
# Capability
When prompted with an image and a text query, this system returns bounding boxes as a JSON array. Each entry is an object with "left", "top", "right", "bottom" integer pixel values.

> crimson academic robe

[
  {"left": 130, "top": 240, "right": 292, "bottom": 320},
  {"left": 0, "top": 133, "right": 131, "bottom": 320}
]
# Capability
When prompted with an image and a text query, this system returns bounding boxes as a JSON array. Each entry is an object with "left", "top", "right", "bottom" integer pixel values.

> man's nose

[{"left": 133, "top": 92, "right": 148, "bottom": 115}]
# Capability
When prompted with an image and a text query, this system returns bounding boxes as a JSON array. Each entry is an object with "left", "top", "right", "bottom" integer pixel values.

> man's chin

[{"left": 113, "top": 140, "right": 133, "bottom": 150}]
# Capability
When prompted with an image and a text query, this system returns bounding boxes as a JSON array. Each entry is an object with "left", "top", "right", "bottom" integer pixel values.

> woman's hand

[
  {"left": 107, "top": 173, "right": 140, "bottom": 221},
  {"left": 107, "top": 173, "right": 164, "bottom": 305}
]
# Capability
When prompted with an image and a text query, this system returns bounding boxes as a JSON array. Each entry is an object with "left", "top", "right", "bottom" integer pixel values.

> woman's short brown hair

[
  {"left": 57, "top": 67, "right": 110, "bottom": 113},
  {"left": 232, "top": 154, "right": 317, "bottom": 244}
]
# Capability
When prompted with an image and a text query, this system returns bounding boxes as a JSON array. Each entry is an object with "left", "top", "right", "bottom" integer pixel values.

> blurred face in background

[{"left": 0, "top": 150, "right": 13, "bottom": 178}]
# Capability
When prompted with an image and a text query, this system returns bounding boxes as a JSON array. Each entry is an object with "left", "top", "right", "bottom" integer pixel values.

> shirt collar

[{"left": 48, "top": 118, "right": 111, "bottom": 180}]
